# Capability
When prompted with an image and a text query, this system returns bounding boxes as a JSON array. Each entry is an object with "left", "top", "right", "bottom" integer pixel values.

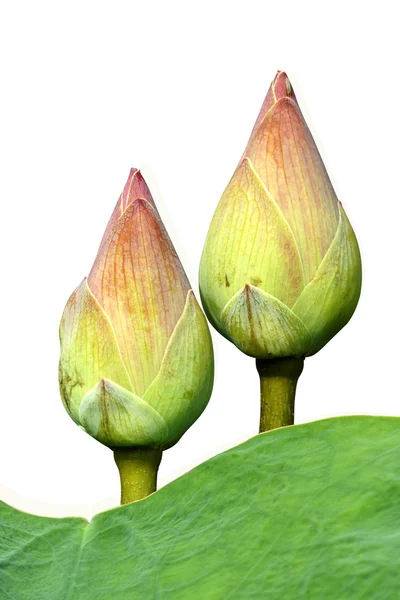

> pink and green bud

[
  {"left": 199, "top": 71, "right": 361, "bottom": 359},
  {"left": 59, "top": 169, "right": 214, "bottom": 448}
]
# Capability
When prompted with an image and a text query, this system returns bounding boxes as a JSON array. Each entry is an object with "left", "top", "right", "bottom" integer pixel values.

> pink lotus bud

[{"left": 59, "top": 170, "right": 213, "bottom": 448}]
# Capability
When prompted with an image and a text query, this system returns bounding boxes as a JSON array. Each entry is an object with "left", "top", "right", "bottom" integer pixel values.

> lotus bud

[
  {"left": 59, "top": 169, "right": 214, "bottom": 501},
  {"left": 199, "top": 71, "right": 361, "bottom": 361}
]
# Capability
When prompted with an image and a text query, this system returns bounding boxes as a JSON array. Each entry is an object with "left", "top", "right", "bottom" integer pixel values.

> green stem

[
  {"left": 256, "top": 357, "right": 304, "bottom": 433},
  {"left": 113, "top": 447, "right": 162, "bottom": 504}
]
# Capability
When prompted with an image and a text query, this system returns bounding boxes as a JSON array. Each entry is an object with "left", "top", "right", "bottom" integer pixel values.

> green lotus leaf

[
  {"left": 1, "top": 416, "right": 399, "bottom": 598},
  {"left": 58, "top": 279, "right": 133, "bottom": 423},
  {"left": 79, "top": 379, "right": 168, "bottom": 447},
  {"left": 292, "top": 202, "right": 362, "bottom": 355},
  {"left": 144, "top": 291, "right": 214, "bottom": 445},
  {"left": 221, "top": 284, "right": 311, "bottom": 358}
]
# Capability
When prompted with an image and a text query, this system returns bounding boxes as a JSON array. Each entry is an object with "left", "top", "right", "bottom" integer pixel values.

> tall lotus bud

[
  {"left": 199, "top": 71, "right": 361, "bottom": 360},
  {"left": 59, "top": 169, "right": 214, "bottom": 457}
]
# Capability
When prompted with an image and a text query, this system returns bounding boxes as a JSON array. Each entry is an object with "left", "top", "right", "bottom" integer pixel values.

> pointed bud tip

[
  {"left": 272, "top": 70, "right": 296, "bottom": 102},
  {"left": 120, "top": 168, "right": 157, "bottom": 214},
  {"left": 121, "top": 168, "right": 140, "bottom": 203},
  {"left": 123, "top": 168, "right": 141, "bottom": 189},
  {"left": 243, "top": 71, "right": 297, "bottom": 148}
]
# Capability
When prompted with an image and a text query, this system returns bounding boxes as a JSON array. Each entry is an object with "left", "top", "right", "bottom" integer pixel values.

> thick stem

[
  {"left": 256, "top": 357, "right": 304, "bottom": 433},
  {"left": 113, "top": 446, "right": 162, "bottom": 504}
]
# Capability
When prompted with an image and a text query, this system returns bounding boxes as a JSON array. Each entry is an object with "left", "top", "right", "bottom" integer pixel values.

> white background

[{"left": 0, "top": 1, "right": 398, "bottom": 519}]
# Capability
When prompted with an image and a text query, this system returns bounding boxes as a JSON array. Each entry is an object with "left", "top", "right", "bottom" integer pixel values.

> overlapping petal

[
  {"left": 79, "top": 379, "right": 168, "bottom": 447},
  {"left": 245, "top": 89, "right": 339, "bottom": 284},
  {"left": 59, "top": 279, "right": 133, "bottom": 423},
  {"left": 88, "top": 197, "right": 190, "bottom": 396},
  {"left": 144, "top": 291, "right": 214, "bottom": 445},
  {"left": 199, "top": 157, "right": 304, "bottom": 332},
  {"left": 221, "top": 285, "right": 311, "bottom": 359},
  {"left": 292, "top": 203, "right": 361, "bottom": 355}
]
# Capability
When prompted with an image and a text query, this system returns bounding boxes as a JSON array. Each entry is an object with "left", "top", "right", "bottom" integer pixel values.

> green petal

[
  {"left": 292, "top": 203, "right": 362, "bottom": 355},
  {"left": 59, "top": 279, "right": 133, "bottom": 423},
  {"left": 144, "top": 291, "right": 214, "bottom": 447},
  {"left": 79, "top": 379, "right": 168, "bottom": 447},
  {"left": 221, "top": 284, "right": 311, "bottom": 359},
  {"left": 199, "top": 158, "right": 304, "bottom": 332}
]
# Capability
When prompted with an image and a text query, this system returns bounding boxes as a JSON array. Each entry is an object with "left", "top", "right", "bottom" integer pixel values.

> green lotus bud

[
  {"left": 199, "top": 71, "right": 361, "bottom": 360},
  {"left": 59, "top": 169, "right": 214, "bottom": 453}
]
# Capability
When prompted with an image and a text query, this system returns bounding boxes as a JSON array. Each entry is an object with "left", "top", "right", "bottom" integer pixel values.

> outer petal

[
  {"left": 199, "top": 158, "right": 304, "bottom": 332},
  {"left": 59, "top": 279, "right": 133, "bottom": 423},
  {"left": 221, "top": 284, "right": 312, "bottom": 359},
  {"left": 88, "top": 198, "right": 190, "bottom": 397},
  {"left": 144, "top": 291, "right": 214, "bottom": 446},
  {"left": 79, "top": 379, "right": 168, "bottom": 447},
  {"left": 245, "top": 96, "right": 339, "bottom": 284},
  {"left": 292, "top": 203, "right": 362, "bottom": 355}
]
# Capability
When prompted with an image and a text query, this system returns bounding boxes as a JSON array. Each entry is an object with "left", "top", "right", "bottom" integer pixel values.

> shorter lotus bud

[
  {"left": 59, "top": 169, "right": 214, "bottom": 449},
  {"left": 199, "top": 72, "right": 361, "bottom": 359}
]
